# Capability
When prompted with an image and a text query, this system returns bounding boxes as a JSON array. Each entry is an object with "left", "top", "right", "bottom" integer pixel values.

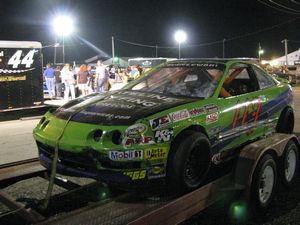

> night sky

[{"left": 0, "top": 0, "right": 299, "bottom": 63}]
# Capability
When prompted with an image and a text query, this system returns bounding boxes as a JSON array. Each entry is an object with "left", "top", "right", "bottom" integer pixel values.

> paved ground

[
  {"left": 0, "top": 87, "right": 300, "bottom": 165},
  {"left": 0, "top": 118, "right": 40, "bottom": 164}
]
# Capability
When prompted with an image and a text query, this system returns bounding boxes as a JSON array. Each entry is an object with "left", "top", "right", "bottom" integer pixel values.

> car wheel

[
  {"left": 281, "top": 139, "right": 298, "bottom": 188},
  {"left": 250, "top": 154, "right": 277, "bottom": 212},
  {"left": 276, "top": 107, "right": 294, "bottom": 134},
  {"left": 167, "top": 130, "right": 211, "bottom": 193}
]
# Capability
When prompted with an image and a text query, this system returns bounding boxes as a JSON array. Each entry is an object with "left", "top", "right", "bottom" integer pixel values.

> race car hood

[{"left": 54, "top": 90, "right": 198, "bottom": 125}]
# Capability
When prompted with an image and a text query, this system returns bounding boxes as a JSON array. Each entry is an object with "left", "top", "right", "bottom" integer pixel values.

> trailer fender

[{"left": 233, "top": 134, "right": 299, "bottom": 196}]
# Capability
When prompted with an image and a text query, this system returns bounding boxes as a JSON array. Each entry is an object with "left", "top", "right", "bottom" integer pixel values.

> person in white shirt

[
  {"left": 61, "top": 64, "right": 76, "bottom": 100},
  {"left": 95, "top": 60, "right": 108, "bottom": 92}
]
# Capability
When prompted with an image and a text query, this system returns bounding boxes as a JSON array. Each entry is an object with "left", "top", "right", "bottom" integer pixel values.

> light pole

[
  {"left": 258, "top": 43, "right": 264, "bottom": 61},
  {"left": 174, "top": 30, "right": 187, "bottom": 59},
  {"left": 52, "top": 15, "right": 74, "bottom": 64},
  {"left": 53, "top": 41, "right": 59, "bottom": 65}
]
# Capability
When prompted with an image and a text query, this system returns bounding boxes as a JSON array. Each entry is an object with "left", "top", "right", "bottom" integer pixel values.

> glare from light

[
  {"left": 259, "top": 49, "right": 264, "bottom": 55},
  {"left": 261, "top": 60, "right": 269, "bottom": 65},
  {"left": 229, "top": 202, "right": 247, "bottom": 221},
  {"left": 270, "top": 60, "right": 279, "bottom": 66},
  {"left": 52, "top": 15, "right": 74, "bottom": 36},
  {"left": 174, "top": 30, "right": 187, "bottom": 44}
]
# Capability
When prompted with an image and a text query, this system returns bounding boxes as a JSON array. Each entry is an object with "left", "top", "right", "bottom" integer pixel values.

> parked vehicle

[
  {"left": 0, "top": 41, "right": 43, "bottom": 111},
  {"left": 34, "top": 58, "right": 294, "bottom": 192}
]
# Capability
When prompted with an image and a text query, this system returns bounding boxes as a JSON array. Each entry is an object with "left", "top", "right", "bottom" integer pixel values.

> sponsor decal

[
  {"left": 123, "top": 170, "right": 147, "bottom": 180},
  {"left": 206, "top": 112, "right": 219, "bottom": 124},
  {"left": 97, "top": 102, "right": 135, "bottom": 109},
  {"left": 123, "top": 136, "right": 154, "bottom": 146},
  {"left": 80, "top": 111, "right": 131, "bottom": 120},
  {"left": 154, "top": 128, "right": 173, "bottom": 143},
  {"left": 169, "top": 109, "right": 190, "bottom": 122},
  {"left": 113, "top": 96, "right": 158, "bottom": 107},
  {"left": 205, "top": 104, "right": 218, "bottom": 113},
  {"left": 148, "top": 163, "right": 166, "bottom": 179},
  {"left": 121, "top": 91, "right": 177, "bottom": 103},
  {"left": 149, "top": 115, "right": 171, "bottom": 130},
  {"left": 189, "top": 107, "right": 205, "bottom": 117},
  {"left": 109, "top": 150, "right": 143, "bottom": 161},
  {"left": 125, "top": 124, "right": 147, "bottom": 138},
  {"left": 144, "top": 147, "right": 168, "bottom": 160},
  {"left": 166, "top": 63, "right": 224, "bottom": 69},
  {"left": 0, "top": 75, "right": 26, "bottom": 82}
]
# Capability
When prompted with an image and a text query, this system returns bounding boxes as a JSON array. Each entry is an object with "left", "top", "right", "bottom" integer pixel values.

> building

[{"left": 269, "top": 49, "right": 300, "bottom": 66}]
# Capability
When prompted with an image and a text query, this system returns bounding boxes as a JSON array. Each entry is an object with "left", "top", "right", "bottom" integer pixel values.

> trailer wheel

[
  {"left": 250, "top": 154, "right": 277, "bottom": 212},
  {"left": 276, "top": 107, "right": 294, "bottom": 134},
  {"left": 282, "top": 140, "right": 298, "bottom": 187},
  {"left": 167, "top": 130, "right": 211, "bottom": 193}
]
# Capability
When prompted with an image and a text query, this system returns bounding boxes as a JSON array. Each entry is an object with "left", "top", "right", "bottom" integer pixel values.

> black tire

[
  {"left": 281, "top": 139, "right": 299, "bottom": 188},
  {"left": 276, "top": 107, "right": 294, "bottom": 134},
  {"left": 167, "top": 130, "right": 212, "bottom": 193},
  {"left": 250, "top": 154, "right": 277, "bottom": 213}
]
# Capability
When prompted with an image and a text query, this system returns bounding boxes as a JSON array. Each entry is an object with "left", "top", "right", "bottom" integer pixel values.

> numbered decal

[
  {"left": 123, "top": 170, "right": 147, "bottom": 180},
  {"left": 232, "top": 97, "right": 262, "bottom": 129},
  {"left": 7, "top": 50, "right": 36, "bottom": 68}
]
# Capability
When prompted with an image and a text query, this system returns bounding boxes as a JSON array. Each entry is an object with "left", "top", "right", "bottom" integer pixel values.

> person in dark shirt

[
  {"left": 54, "top": 66, "right": 63, "bottom": 98},
  {"left": 77, "top": 64, "right": 89, "bottom": 96}
]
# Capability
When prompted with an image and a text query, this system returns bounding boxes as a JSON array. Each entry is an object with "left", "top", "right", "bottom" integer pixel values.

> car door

[
  {"left": 249, "top": 64, "right": 278, "bottom": 133},
  {"left": 215, "top": 63, "right": 266, "bottom": 153}
]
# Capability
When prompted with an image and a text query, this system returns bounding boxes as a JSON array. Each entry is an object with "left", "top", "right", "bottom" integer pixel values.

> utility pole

[
  {"left": 156, "top": 45, "right": 158, "bottom": 58},
  {"left": 222, "top": 38, "right": 226, "bottom": 58},
  {"left": 112, "top": 36, "right": 115, "bottom": 64},
  {"left": 281, "top": 39, "right": 288, "bottom": 66}
]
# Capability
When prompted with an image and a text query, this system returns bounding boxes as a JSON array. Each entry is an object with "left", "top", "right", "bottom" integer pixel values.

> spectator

[
  {"left": 54, "top": 66, "right": 63, "bottom": 98},
  {"left": 43, "top": 63, "right": 55, "bottom": 99},
  {"left": 95, "top": 60, "right": 108, "bottom": 92},
  {"left": 87, "top": 64, "right": 94, "bottom": 94},
  {"left": 77, "top": 64, "right": 89, "bottom": 96},
  {"left": 130, "top": 65, "right": 139, "bottom": 79},
  {"left": 108, "top": 65, "right": 116, "bottom": 89},
  {"left": 61, "top": 63, "right": 75, "bottom": 100},
  {"left": 115, "top": 68, "right": 124, "bottom": 83}
]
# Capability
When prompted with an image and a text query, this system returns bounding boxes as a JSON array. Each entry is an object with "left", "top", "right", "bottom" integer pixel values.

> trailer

[
  {"left": 0, "top": 41, "right": 43, "bottom": 112},
  {"left": 47, "top": 133, "right": 300, "bottom": 224},
  {"left": 1, "top": 133, "right": 298, "bottom": 224}
]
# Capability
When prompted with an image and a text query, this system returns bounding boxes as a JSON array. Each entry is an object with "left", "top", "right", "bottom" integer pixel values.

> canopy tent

[{"left": 269, "top": 49, "right": 300, "bottom": 66}]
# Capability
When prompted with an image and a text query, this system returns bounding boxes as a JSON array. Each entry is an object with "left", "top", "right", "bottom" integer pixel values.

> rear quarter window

[{"left": 252, "top": 66, "right": 275, "bottom": 89}]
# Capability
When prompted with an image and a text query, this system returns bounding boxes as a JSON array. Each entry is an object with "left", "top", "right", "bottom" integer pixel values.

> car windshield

[{"left": 127, "top": 64, "right": 225, "bottom": 98}]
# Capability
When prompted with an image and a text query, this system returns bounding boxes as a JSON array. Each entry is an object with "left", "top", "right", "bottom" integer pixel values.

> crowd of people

[{"left": 43, "top": 60, "right": 145, "bottom": 100}]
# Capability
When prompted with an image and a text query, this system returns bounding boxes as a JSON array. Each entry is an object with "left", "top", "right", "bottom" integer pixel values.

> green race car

[{"left": 33, "top": 59, "right": 294, "bottom": 192}]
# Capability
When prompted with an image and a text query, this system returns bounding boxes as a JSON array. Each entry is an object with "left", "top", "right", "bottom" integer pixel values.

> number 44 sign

[{"left": 7, "top": 50, "right": 37, "bottom": 68}]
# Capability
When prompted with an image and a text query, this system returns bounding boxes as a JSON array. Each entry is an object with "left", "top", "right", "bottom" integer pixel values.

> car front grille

[{"left": 36, "top": 142, "right": 142, "bottom": 170}]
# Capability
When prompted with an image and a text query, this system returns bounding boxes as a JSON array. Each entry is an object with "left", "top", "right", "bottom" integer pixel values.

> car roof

[{"left": 167, "top": 58, "right": 259, "bottom": 64}]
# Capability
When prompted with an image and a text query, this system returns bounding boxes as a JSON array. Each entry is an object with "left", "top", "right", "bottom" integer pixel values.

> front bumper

[
  {"left": 37, "top": 141, "right": 161, "bottom": 186},
  {"left": 39, "top": 154, "right": 132, "bottom": 183}
]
